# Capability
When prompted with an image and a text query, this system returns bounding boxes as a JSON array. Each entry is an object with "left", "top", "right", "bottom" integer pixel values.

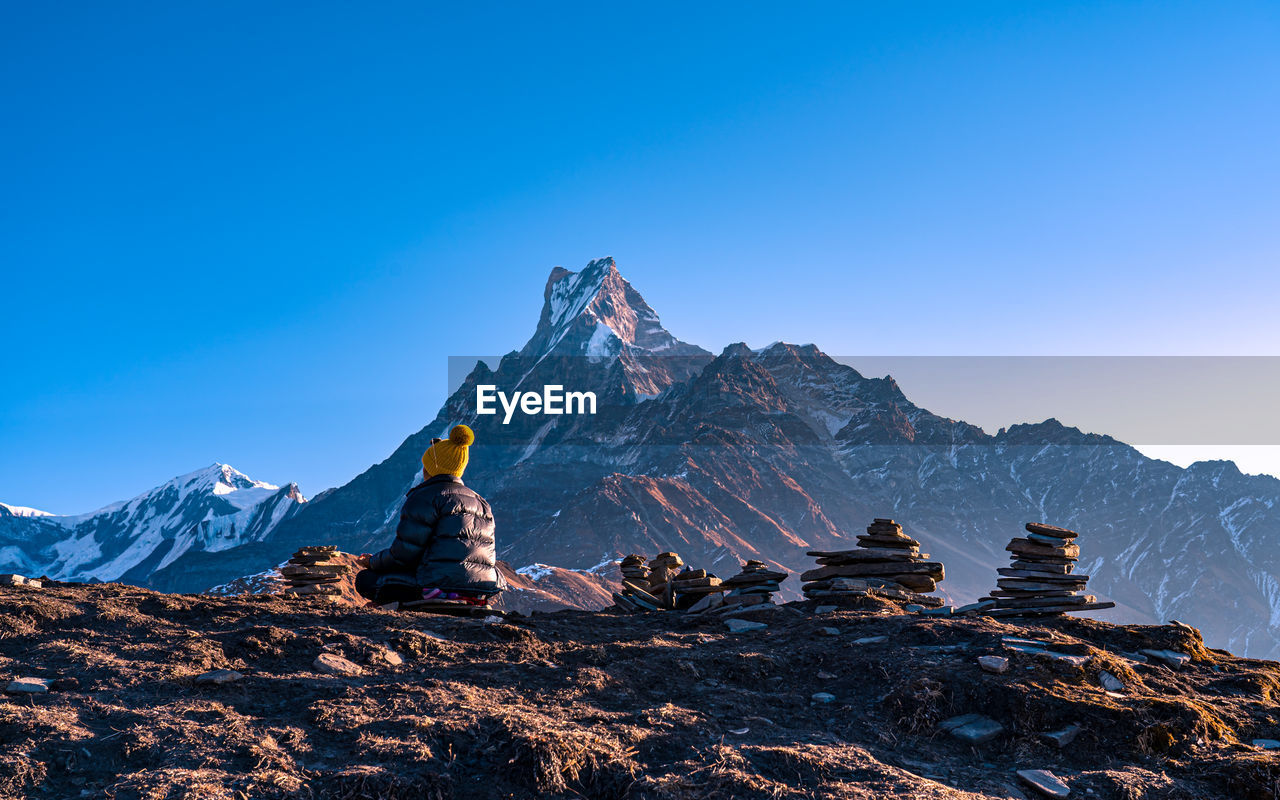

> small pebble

[
  {"left": 379, "top": 650, "right": 405, "bottom": 666},
  {"left": 1098, "top": 671, "right": 1125, "bottom": 693},
  {"left": 194, "top": 669, "right": 243, "bottom": 686},
  {"left": 939, "top": 713, "right": 1004, "bottom": 744}
]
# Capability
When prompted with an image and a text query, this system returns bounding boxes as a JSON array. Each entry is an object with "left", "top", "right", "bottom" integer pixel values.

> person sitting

[{"left": 354, "top": 424, "right": 501, "bottom": 605}]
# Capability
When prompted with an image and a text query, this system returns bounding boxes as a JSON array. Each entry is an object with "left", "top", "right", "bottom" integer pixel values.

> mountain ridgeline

[
  {"left": 7, "top": 257, "right": 1280, "bottom": 659},
  {"left": 0, "top": 465, "right": 305, "bottom": 585}
]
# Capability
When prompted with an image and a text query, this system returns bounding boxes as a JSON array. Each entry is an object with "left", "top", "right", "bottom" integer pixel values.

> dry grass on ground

[{"left": 1, "top": 585, "right": 1279, "bottom": 799}]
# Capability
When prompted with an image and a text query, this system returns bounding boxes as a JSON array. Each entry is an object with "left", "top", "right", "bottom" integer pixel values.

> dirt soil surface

[{"left": 2, "top": 584, "right": 1279, "bottom": 799}]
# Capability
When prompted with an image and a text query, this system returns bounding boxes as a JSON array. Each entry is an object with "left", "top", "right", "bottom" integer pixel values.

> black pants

[{"left": 354, "top": 569, "right": 424, "bottom": 603}]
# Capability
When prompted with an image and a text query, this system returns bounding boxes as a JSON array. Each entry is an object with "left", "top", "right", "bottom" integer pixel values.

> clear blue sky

[{"left": 3, "top": 1, "right": 1278, "bottom": 513}]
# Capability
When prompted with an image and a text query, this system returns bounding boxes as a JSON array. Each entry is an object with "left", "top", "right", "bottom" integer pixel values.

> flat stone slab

[
  {"left": 856, "top": 533, "right": 921, "bottom": 547},
  {"left": 997, "top": 569, "right": 1091, "bottom": 583},
  {"left": 1017, "top": 768, "right": 1071, "bottom": 798},
  {"left": 955, "top": 600, "right": 996, "bottom": 615},
  {"left": 620, "top": 582, "right": 663, "bottom": 605},
  {"left": 717, "top": 603, "right": 776, "bottom": 619},
  {"left": 1009, "top": 561, "right": 1075, "bottom": 574},
  {"left": 810, "top": 548, "right": 923, "bottom": 562},
  {"left": 813, "top": 605, "right": 838, "bottom": 615},
  {"left": 1099, "top": 670, "right": 1125, "bottom": 693},
  {"left": 624, "top": 592, "right": 662, "bottom": 611},
  {"left": 914, "top": 644, "right": 967, "bottom": 653},
  {"left": 1026, "top": 531, "right": 1071, "bottom": 546},
  {"left": 851, "top": 635, "right": 888, "bottom": 645},
  {"left": 281, "top": 564, "right": 348, "bottom": 576},
  {"left": 1041, "top": 723, "right": 1082, "bottom": 748},
  {"left": 939, "top": 713, "right": 1005, "bottom": 744},
  {"left": 1006, "top": 539, "right": 1080, "bottom": 558},
  {"left": 5, "top": 677, "right": 52, "bottom": 694},
  {"left": 993, "top": 593, "right": 1091, "bottom": 606},
  {"left": 800, "top": 561, "right": 942, "bottom": 582},
  {"left": 1002, "top": 640, "right": 1092, "bottom": 667},
  {"left": 996, "top": 579, "right": 1088, "bottom": 593},
  {"left": 1253, "top": 739, "right": 1280, "bottom": 750},
  {"left": 1025, "top": 522, "right": 1079, "bottom": 539},
  {"left": 194, "top": 669, "right": 244, "bottom": 686},
  {"left": 978, "top": 655, "right": 1009, "bottom": 674},
  {"left": 725, "top": 619, "right": 767, "bottom": 633},
  {"left": 982, "top": 601, "right": 1115, "bottom": 618},
  {"left": 811, "top": 692, "right": 836, "bottom": 703},
  {"left": 1140, "top": 649, "right": 1191, "bottom": 669},
  {"left": 686, "top": 593, "right": 723, "bottom": 613},
  {"left": 313, "top": 653, "right": 365, "bottom": 676}
]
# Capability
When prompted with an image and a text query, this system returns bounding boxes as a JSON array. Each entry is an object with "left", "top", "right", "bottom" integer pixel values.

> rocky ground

[
  {"left": 208, "top": 554, "right": 618, "bottom": 616},
  {"left": 2, "top": 583, "right": 1279, "bottom": 800}
]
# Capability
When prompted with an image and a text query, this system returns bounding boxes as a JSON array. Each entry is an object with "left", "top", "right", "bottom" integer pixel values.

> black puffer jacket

[{"left": 370, "top": 474, "right": 500, "bottom": 594}]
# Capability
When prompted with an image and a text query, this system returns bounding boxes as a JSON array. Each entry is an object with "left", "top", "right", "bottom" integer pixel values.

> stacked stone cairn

[
  {"left": 979, "top": 522, "right": 1116, "bottom": 617},
  {"left": 716, "top": 560, "right": 788, "bottom": 613},
  {"left": 613, "top": 552, "right": 770, "bottom": 614},
  {"left": 670, "top": 566, "right": 725, "bottom": 611},
  {"left": 613, "top": 553, "right": 664, "bottom": 611},
  {"left": 281, "top": 546, "right": 352, "bottom": 598},
  {"left": 647, "top": 552, "right": 685, "bottom": 600},
  {"left": 800, "top": 518, "right": 945, "bottom": 608}
]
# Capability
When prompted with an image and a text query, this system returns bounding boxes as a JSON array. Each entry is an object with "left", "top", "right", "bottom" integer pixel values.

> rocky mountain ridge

[
  {"left": 8, "top": 257, "right": 1280, "bottom": 660},
  {"left": 0, "top": 464, "right": 306, "bottom": 585},
  {"left": 240, "top": 258, "right": 1280, "bottom": 659}
]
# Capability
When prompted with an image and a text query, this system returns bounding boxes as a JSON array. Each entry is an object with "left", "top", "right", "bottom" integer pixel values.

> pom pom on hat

[{"left": 450, "top": 424, "right": 475, "bottom": 447}]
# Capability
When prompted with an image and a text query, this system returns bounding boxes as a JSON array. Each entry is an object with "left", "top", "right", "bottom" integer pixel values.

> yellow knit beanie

[{"left": 422, "top": 424, "right": 474, "bottom": 477}]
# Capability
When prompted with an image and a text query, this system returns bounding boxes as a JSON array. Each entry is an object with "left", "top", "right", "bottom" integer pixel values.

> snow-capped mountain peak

[
  {"left": 207, "top": 463, "right": 275, "bottom": 492},
  {"left": 0, "top": 463, "right": 306, "bottom": 584},
  {"left": 0, "top": 503, "right": 53, "bottom": 518},
  {"left": 187, "top": 463, "right": 302, "bottom": 509},
  {"left": 521, "top": 257, "right": 706, "bottom": 361}
]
